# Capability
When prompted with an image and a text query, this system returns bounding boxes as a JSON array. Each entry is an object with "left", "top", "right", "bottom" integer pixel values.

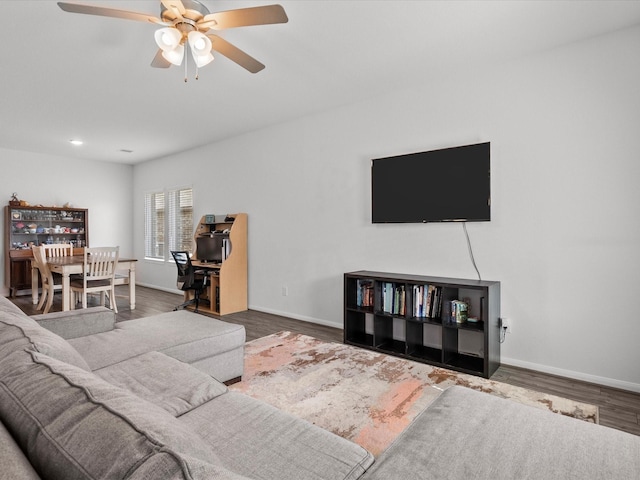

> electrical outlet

[
  {"left": 501, "top": 317, "right": 511, "bottom": 334},
  {"left": 282, "top": 286, "right": 288, "bottom": 296}
]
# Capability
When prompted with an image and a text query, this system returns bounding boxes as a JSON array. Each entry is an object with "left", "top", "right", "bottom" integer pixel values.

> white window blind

[{"left": 145, "top": 187, "right": 193, "bottom": 260}]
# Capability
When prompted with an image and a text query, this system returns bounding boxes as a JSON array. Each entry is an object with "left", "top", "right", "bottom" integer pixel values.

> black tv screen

[
  {"left": 371, "top": 142, "right": 490, "bottom": 223},
  {"left": 196, "top": 235, "right": 223, "bottom": 263}
]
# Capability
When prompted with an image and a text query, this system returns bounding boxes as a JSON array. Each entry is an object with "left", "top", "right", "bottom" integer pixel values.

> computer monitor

[{"left": 196, "top": 235, "right": 223, "bottom": 263}]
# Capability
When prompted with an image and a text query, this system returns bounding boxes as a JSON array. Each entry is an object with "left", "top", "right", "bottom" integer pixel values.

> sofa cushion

[
  {"left": 363, "top": 385, "right": 640, "bottom": 480},
  {"left": 129, "top": 453, "right": 252, "bottom": 480},
  {"left": 95, "top": 351, "right": 228, "bottom": 416},
  {"left": 0, "top": 295, "right": 28, "bottom": 317},
  {"left": 68, "top": 309, "right": 245, "bottom": 372},
  {"left": 0, "top": 312, "right": 90, "bottom": 371},
  {"left": 180, "top": 390, "right": 374, "bottom": 480},
  {"left": 0, "top": 420, "right": 41, "bottom": 480},
  {"left": 0, "top": 348, "right": 244, "bottom": 480},
  {"left": 32, "top": 306, "right": 116, "bottom": 339}
]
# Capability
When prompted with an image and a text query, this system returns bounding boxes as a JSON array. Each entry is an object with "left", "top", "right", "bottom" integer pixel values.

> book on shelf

[
  {"left": 221, "top": 238, "right": 231, "bottom": 261},
  {"left": 381, "top": 282, "right": 406, "bottom": 315},
  {"left": 356, "top": 279, "right": 374, "bottom": 308},
  {"left": 413, "top": 284, "right": 443, "bottom": 319}
]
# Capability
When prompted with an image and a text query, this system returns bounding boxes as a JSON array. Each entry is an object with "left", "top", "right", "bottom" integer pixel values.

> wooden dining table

[{"left": 31, "top": 256, "right": 137, "bottom": 312}]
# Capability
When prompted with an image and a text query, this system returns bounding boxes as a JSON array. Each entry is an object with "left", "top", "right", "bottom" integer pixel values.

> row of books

[
  {"left": 355, "top": 279, "right": 374, "bottom": 308},
  {"left": 355, "top": 280, "right": 444, "bottom": 319},
  {"left": 413, "top": 284, "right": 444, "bottom": 319},
  {"left": 381, "top": 282, "right": 406, "bottom": 316}
]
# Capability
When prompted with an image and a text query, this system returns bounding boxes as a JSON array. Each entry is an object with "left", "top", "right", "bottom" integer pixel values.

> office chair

[{"left": 170, "top": 251, "right": 208, "bottom": 312}]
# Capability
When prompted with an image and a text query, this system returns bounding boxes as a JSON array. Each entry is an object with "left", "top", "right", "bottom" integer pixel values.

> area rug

[{"left": 229, "top": 331, "right": 599, "bottom": 456}]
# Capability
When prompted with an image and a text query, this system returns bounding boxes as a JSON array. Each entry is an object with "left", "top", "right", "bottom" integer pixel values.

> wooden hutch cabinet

[{"left": 4, "top": 205, "right": 89, "bottom": 297}]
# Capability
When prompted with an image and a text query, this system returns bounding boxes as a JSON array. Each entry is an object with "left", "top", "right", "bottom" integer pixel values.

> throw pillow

[{"left": 95, "top": 351, "right": 228, "bottom": 416}]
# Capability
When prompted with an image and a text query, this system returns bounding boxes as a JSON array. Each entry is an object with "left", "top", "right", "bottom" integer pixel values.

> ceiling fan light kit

[
  {"left": 154, "top": 27, "right": 182, "bottom": 51},
  {"left": 187, "top": 31, "right": 214, "bottom": 68},
  {"left": 57, "top": 0, "right": 288, "bottom": 81},
  {"left": 162, "top": 44, "right": 185, "bottom": 67}
]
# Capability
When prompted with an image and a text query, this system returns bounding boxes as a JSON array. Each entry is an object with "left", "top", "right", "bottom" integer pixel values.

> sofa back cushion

[
  {"left": 0, "top": 419, "right": 41, "bottom": 480},
  {"left": 0, "top": 347, "right": 249, "bottom": 480},
  {"left": 0, "top": 310, "right": 90, "bottom": 371}
]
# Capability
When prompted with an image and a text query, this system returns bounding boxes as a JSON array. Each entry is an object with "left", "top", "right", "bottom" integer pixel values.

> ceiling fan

[{"left": 57, "top": 0, "right": 288, "bottom": 79}]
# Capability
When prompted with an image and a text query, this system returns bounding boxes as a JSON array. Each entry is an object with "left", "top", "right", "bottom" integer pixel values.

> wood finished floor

[{"left": 9, "top": 285, "right": 640, "bottom": 436}]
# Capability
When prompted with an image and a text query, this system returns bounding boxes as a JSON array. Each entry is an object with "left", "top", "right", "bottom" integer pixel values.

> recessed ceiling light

[{"left": 69, "top": 139, "right": 83, "bottom": 146}]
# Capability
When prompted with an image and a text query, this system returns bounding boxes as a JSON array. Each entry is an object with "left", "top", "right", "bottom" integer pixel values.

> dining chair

[
  {"left": 43, "top": 244, "right": 75, "bottom": 284},
  {"left": 70, "top": 246, "right": 120, "bottom": 312},
  {"left": 31, "top": 245, "right": 57, "bottom": 314},
  {"left": 43, "top": 243, "right": 74, "bottom": 258}
]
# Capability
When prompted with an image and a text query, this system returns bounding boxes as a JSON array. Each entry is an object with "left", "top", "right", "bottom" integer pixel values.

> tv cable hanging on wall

[{"left": 463, "top": 222, "right": 482, "bottom": 281}]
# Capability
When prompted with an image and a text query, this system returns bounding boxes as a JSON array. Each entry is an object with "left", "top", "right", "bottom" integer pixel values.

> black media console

[{"left": 344, "top": 271, "right": 500, "bottom": 378}]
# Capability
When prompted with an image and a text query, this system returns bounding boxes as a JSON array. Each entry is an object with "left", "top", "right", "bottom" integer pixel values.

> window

[{"left": 145, "top": 187, "right": 193, "bottom": 261}]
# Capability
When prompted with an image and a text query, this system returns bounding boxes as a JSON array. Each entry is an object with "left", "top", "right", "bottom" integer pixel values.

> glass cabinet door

[{"left": 8, "top": 207, "right": 88, "bottom": 250}]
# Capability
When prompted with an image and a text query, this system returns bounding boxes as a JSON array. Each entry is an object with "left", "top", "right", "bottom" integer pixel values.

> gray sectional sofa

[
  {"left": 0, "top": 296, "right": 372, "bottom": 479},
  {"left": 1, "top": 294, "right": 639, "bottom": 480}
]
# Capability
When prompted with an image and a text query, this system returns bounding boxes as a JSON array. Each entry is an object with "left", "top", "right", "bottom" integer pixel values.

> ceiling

[{"left": 2, "top": 1, "right": 640, "bottom": 165}]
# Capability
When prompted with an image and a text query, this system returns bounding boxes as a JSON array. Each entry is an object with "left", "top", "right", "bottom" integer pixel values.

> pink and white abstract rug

[{"left": 230, "top": 331, "right": 598, "bottom": 456}]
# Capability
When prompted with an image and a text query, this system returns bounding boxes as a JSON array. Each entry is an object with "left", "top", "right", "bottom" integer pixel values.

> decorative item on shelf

[
  {"left": 9, "top": 193, "right": 20, "bottom": 207},
  {"left": 451, "top": 300, "right": 468, "bottom": 324}
]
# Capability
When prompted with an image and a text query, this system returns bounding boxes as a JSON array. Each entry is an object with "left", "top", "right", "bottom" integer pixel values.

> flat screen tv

[
  {"left": 371, "top": 142, "right": 490, "bottom": 223},
  {"left": 196, "top": 235, "right": 223, "bottom": 263}
]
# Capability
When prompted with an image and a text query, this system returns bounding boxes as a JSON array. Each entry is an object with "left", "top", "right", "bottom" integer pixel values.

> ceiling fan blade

[
  {"left": 207, "top": 34, "right": 265, "bottom": 73},
  {"left": 199, "top": 5, "right": 288, "bottom": 30},
  {"left": 162, "top": 0, "right": 186, "bottom": 15},
  {"left": 151, "top": 49, "right": 172, "bottom": 68},
  {"left": 57, "top": 2, "right": 165, "bottom": 25}
]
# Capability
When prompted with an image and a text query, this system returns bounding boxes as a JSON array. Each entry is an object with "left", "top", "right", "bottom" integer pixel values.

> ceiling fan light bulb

[
  {"left": 188, "top": 31, "right": 212, "bottom": 56},
  {"left": 194, "top": 52, "right": 214, "bottom": 68},
  {"left": 161, "top": 44, "right": 185, "bottom": 66},
  {"left": 154, "top": 27, "right": 182, "bottom": 51}
]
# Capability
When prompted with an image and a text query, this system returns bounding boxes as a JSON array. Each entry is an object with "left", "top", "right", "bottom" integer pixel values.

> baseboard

[
  {"left": 248, "top": 305, "right": 342, "bottom": 330},
  {"left": 501, "top": 356, "right": 640, "bottom": 394},
  {"left": 136, "top": 282, "right": 183, "bottom": 296}
]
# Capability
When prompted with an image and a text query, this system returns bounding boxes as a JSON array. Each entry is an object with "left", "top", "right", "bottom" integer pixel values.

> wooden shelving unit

[
  {"left": 5, "top": 205, "right": 88, "bottom": 297},
  {"left": 190, "top": 213, "right": 247, "bottom": 315},
  {"left": 344, "top": 271, "right": 500, "bottom": 378}
]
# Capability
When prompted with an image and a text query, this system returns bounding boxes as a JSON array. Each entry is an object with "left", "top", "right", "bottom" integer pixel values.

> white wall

[
  {"left": 133, "top": 25, "right": 640, "bottom": 391},
  {"left": 1, "top": 148, "right": 134, "bottom": 295}
]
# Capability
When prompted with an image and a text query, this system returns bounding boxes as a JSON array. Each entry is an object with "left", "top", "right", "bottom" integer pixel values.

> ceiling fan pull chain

[{"left": 184, "top": 55, "right": 188, "bottom": 83}]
